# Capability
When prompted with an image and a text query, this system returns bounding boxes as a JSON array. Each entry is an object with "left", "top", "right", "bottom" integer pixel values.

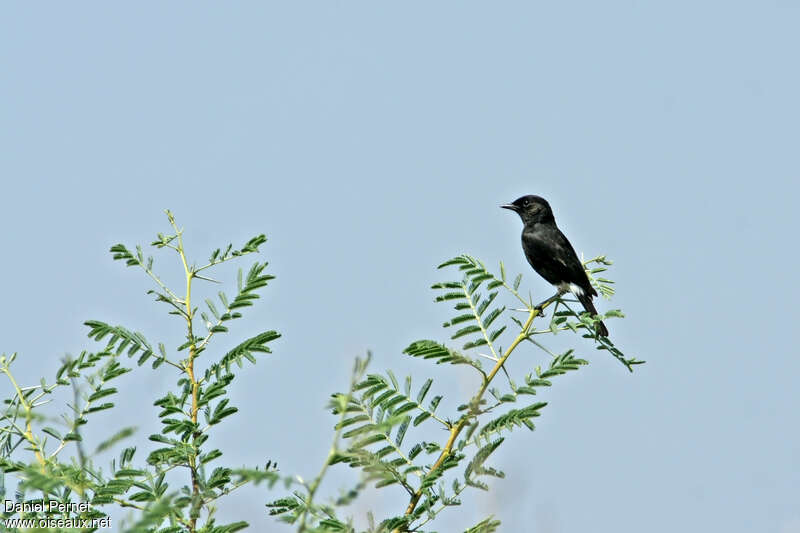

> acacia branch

[{"left": 399, "top": 295, "right": 557, "bottom": 526}]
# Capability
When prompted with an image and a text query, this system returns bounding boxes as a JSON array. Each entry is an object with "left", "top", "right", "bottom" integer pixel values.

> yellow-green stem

[
  {"left": 1, "top": 367, "right": 46, "bottom": 468},
  {"left": 170, "top": 213, "right": 201, "bottom": 532},
  {"left": 399, "top": 302, "right": 548, "bottom": 527}
]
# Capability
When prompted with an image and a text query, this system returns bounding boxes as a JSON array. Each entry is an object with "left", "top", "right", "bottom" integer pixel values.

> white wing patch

[{"left": 556, "top": 282, "right": 585, "bottom": 296}]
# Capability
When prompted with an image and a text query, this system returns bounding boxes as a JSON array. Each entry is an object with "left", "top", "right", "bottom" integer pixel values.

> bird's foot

[{"left": 533, "top": 292, "right": 562, "bottom": 316}]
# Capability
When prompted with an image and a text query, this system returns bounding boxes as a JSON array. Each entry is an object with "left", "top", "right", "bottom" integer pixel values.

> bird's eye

[{"left": 523, "top": 201, "right": 530, "bottom": 207}]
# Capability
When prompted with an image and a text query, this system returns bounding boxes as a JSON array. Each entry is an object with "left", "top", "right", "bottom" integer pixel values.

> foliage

[
  {"left": 0, "top": 213, "right": 639, "bottom": 533},
  {"left": 271, "top": 254, "right": 641, "bottom": 532},
  {"left": 0, "top": 211, "right": 283, "bottom": 532}
]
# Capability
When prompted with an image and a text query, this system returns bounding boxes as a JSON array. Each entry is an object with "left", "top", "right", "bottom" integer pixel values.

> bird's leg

[{"left": 533, "top": 291, "right": 563, "bottom": 317}]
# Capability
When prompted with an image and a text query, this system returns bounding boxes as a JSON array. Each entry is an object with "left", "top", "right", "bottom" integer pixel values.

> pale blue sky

[{"left": 2, "top": 2, "right": 799, "bottom": 532}]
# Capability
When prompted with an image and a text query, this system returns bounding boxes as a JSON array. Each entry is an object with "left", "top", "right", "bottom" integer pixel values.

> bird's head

[{"left": 501, "top": 195, "right": 555, "bottom": 224}]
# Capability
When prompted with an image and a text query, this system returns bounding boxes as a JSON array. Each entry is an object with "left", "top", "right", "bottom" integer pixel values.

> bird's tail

[{"left": 577, "top": 293, "right": 609, "bottom": 337}]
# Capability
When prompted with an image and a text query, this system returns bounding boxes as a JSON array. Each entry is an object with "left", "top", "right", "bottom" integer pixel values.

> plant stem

[
  {"left": 399, "top": 297, "right": 555, "bottom": 527},
  {"left": 298, "top": 359, "right": 367, "bottom": 532},
  {"left": 168, "top": 212, "right": 202, "bottom": 532},
  {"left": 1, "top": 364, "right": 45, "bottom": 468}
]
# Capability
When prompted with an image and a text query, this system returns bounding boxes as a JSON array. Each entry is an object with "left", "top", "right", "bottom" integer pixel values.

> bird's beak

[{"left": 500, "top": 204, "right": 519, "bottom": 212}]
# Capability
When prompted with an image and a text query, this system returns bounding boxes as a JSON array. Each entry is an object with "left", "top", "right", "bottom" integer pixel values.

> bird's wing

[{"left": 521, "top": 225, "right": 596, "bottom": 296}]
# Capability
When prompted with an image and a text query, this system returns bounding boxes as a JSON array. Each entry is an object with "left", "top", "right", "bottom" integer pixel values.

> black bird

[{"left": 502, "top": 195, "right": 609, "bottom": 337}]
